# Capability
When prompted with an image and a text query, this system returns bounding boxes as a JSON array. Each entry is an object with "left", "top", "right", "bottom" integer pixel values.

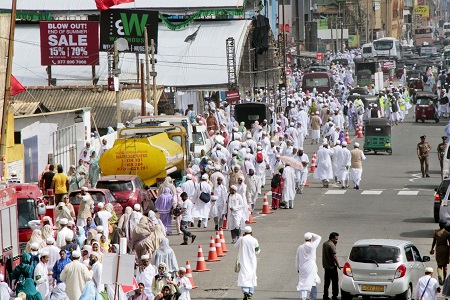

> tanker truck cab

[{"left": 11, "top": 183, "right": 48, "bottom": 252}]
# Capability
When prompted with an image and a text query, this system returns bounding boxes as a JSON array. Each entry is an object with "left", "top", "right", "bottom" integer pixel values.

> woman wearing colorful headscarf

[
  {"left": 52, "top": 250, "right": 71, "bottom": 284},
  {"left": 91, "top": 241, "right": 104, "bottom": 263},
  {"left": 16, "top": 277, "right": 43, "bottom": 300},
  {"left": 12, "top": 253, "right": 34, "bottom": 284},
  {"left": 155, "top": 188, "right": 174, "bottom": 235},
  {"left": 25, "top": 229, "right": 46, "bottom": 252},
  {"left": 105, "top": 203, "right": 119, "bottom": 243},
  {"left": 83, "top": 217, "right": 97, "bottom": 238}
]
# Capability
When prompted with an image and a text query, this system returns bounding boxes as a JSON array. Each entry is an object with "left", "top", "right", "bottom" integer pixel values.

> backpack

[
  {"left": 256, "top": 152, "right": 264, "bottom": 163},
  {"left": 343, "top": 105, "right": 348, "bottom": 116},
  {"left": 271, "top": 174, "right": 280, "bottom": 188}
]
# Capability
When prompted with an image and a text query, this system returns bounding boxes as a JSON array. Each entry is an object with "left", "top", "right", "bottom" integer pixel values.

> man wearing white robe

[
  {"left": 90, "top": 252, "right": 104, "bottom": 293},
  {"left": 350, "top": 142, "right": 366, "bottom": 190},
  {"left": 313, "top": 141, "right": 334, "bottom": 188},
  {"left": 42, "top": 237, "right": 60, "bottom": 273},
  {"left": 295, "top": 148, "right": 309, "bottom": 194},
  {"left": 336, "top": 142, "right": 352, "bottom": 189},
  {"left": 60, "top": 250, "right": 92, "bottom": 300},
  {"left": 296, "top": 232, "right": 322, "bottom": 300},
  {"left": 254, "top": 147, "right": 269, "bottom": 188},
  {"left": 136, "top": 255, "right": 156, "bottom": 299},
  {"left": 192, "top": 174, "right": 212, "bottom": 228},
  {"left": 213, "top": 177, "right": 228, "bottom": 230},
  {"left": 332, "top": 141, "right": 343, "bottom": 182},
  {"left": 56, "top": 218, "right": 72, "bottom": 248},
  {"left": 235, "top": 226, "right": 260, "bottom": 300},
  {"left": 297, "top": 107, "right": 309, "bottom": 137},
  {"left": 282, "top": 164, "right": 297, "bottom": 209},
  {"left": 0, "top": 274, "right": 13, "bottom": 300},
  {"left": 182, "top": 175, "right": 197, "bottom": 201},
  {"left": 34, "top": 251, "right": 50, "bottom": 298},
  {"left": 245, "top": 168, "right": 261, "bottom": 212},
  {"left": 226, "top": 185, "right": 245, "bottom": 243}
]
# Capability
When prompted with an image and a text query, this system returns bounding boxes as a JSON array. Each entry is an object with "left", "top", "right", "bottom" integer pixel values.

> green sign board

[{"left": 315, "top": 19, "right": 328, "bottom": 30}]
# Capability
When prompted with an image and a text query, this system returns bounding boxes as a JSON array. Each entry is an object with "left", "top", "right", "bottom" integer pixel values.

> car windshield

[
  {"left": 349, "top": 245, "right": 401, "bottom": 263},
  {"left": 363, "top": 47, "right": 372, "bottom": 53},
  {"left": 96, "top": 181, "right": 133, "bottom": 192},
  {"left": 416, "top": 98, "right": 434, "bottom": 105},
  {"left": 17, "top": 198, "right": 38, "bottom": 229},
  {"left": 374, "top": 40, "right": 393, "bottom": 50},
  {"left": 69, "top": 191, "right": 113, "bottom": 205},
  {"left": 304, "top": 77, "right": 330, "bottom": 88},
  {"left": 193, "top": 132, "right": 204, "bottom": 146}
]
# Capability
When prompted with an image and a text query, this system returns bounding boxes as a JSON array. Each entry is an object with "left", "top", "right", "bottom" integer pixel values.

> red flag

[
  {"left": 11, "top": 75, "right": 26, "bottom": 96},
  {"left": 121, "top": 276, "right": 138, "bottom": 294},
  {"left": 95, "top": 0, "right": 134, "bottom": 10}
]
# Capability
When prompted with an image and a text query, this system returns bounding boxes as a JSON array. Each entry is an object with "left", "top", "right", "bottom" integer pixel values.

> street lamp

[{"left": 110, "top": 38, "right": 128, "bottom": 126}]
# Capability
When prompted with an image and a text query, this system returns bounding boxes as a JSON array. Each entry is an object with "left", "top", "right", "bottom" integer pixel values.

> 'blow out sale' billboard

[{"left": 40, "top": 21, "right": 99, "bottom": 66}]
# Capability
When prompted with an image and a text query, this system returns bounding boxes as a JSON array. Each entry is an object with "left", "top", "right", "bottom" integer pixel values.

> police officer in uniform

[
  {"left": 417, "top": 135, "right": 431, "bottom": 178},
  {"left": 437, "top": 136, "right": 447, "bottom": 177}
]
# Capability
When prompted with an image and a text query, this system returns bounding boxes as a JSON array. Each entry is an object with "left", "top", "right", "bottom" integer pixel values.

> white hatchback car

[{"left": 341, "top": 239, "right": 430, "bottom": 300}]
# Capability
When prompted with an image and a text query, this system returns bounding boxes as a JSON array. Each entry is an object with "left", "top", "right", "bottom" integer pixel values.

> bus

[
  {"left": 301, "top": 72, "right": 332, "bottom": 94},
  {"left": 414, "top": 26, "right": 434, "bottom": 47},
  {"left": 373, "top": 37, "right": 401, "bottom": 60}
]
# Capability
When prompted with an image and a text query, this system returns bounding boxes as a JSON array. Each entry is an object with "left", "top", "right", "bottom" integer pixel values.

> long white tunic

[
  {"left": 42, "top": 245, "right": 61, "bottom": 272},
  {"left": 295, "top": 234, "right": 322, "bottom": 291},
  {"left": 313, "top": 147, "right": 334, "bottom": 180},
  {"left": 212, "top": 184, "right": 228, "bottom": 218},
  {"left": 282, "top": 166, "right": 296, "bottom": 202},
  {"left": 136, "top": 265, "right": 156, "bottom": 299},
  {"left": 235, "top": 234, "right": 260, "bottom": 288},
  {"left": 56, "top": 227, "right": 72, "bottom": 248},
  {"left": 0, "top": 282, "right": 12, "bottom": 300},
  {"left": 332, "top": 145, "right": 342, "bottom": 177},
  {"left": 91, "top": 261, "right": 104, "bottom": 293},
  {"left": 60, "top": 260, "right": 92, "bottom": 300},
  {"left": 414, "top": 275, "right": 439, "bottom": 300},
  {"left": 226, "top": 193, "right": 245, "bottom": 230},
  {"left": 336, "top": 148, "right": 351, "bottom": 181},
  {"left": 34, "top": 261, "right": 50, "bottom": 298},
  {"left": 192, "top": 182, "right": 212, "bottom": 219},
  {"left": 182, "top": 180, "right": 197, "bottom": 201}
]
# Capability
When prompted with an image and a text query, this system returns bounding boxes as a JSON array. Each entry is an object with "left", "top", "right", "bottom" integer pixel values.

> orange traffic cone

[
  {"left": 357, "top": 123, "right": 364, "bottom": 138},
  {"left": 260, "top": 193, "right": 273, "bottom": 214},
  {"left": 245, "top": 207, "right": 256, "bottom": 224},
  {"left": 219, "top": 228, "right": 229, "bottom": 252},
  {"left": 310, "top": 152, "right": 317, "bottom": 172},
  {"left": 305, "top": 179, "right": 309, "bottom": 186},
  {"left": 185, "top": 261, "right": 198, "bottom": 289},
  {"left": 215, "top": 232, "right": 225, "bottom": 257},
  {"left": 205, "top": 236, "right": 221, "bottom": 262},
  {"left": 193, "top": 245, "right": 210, "bottom": 272},
  {"left": 345, "top": 129, "right": 350, "bottom": 144}
]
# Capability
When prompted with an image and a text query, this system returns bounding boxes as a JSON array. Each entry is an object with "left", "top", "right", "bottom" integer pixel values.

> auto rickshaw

[
  {"left": 363, "top": 119, "right": 392, "bottom": 155},
  {"left": 356, "top": 69, "right": 372, "bottom": 87},
  {"left": 415, "top": 93, "right": 439, "bottom": 123},
  {"left": 407, "top": 70, "right": 424, "bottom": 91}
]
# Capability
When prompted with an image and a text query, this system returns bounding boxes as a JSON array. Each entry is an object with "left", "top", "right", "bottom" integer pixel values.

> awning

[{"left": 12, "top": 20, "right": 251, "bottom": 89}]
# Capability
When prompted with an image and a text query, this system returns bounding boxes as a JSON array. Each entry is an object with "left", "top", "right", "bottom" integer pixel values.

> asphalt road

[{"left": 167, "top": 109, "right": 446, "bottom": 300}]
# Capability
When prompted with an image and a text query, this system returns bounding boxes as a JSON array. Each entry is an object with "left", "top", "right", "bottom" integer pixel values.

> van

[
  {"left": 131, "top": 115, "right": 212, "bottom": 158},
  {"left": 361, "top": 43, "right": 376, "bottom": 59}
]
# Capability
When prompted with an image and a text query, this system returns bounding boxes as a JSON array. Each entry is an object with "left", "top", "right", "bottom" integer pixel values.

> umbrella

[
  {"left": 119, "top": 99, "right": 154, "bottom": 114},
  {"left": 280, "top": 156, "right": 304, "bottom": 170}
]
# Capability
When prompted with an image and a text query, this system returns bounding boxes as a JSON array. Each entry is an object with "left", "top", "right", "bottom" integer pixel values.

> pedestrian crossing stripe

[
  {"left": 325, "top": 190, "right": 347, "bottom": 195},
  {"left": 397, "top": 191, "right": 419, "bottom": 195},
  {"left": 361, "top": 190, "right": 383, "bottom": 195}
]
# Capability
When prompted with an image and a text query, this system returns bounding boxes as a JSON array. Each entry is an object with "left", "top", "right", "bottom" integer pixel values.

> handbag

[
  {"left": 199, "top": 183, "right": 211, "bottom": 203},
  {"left": 418, "top": 277, "right": 431, "bottom": 300}
]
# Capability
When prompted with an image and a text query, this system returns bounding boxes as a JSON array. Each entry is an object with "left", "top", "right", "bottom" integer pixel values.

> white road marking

[
  {"left": 361, "top": 190, "right": 383, "bottom": 195},
  {"left": 325, "top": 190, "right": 347, "bottom": 195},
  {"left": 397, "top": 191, "right": 419, "bottom": 195},
  {"left": 408, "top": 173, "right": 422, "bottom": 182}
]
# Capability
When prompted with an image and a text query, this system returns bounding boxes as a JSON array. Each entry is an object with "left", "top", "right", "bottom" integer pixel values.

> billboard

[
  {"left": 100, "top": 9, "right": 158, "bottom": 53},
  {"left": 413, "top": 5, "right": 429, "bottom": 18},
  {"left": 40, "top": 21, "right": 99, "bottom": 66}
]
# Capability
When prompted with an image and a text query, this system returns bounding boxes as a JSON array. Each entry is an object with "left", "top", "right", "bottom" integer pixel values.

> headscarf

[
  {"left": 79, "top": 281, "right": 103, "bottom": 300},
  {"left": 99, "top": 236, "right": 110, "bottom": 253},
  {"left": 91, "top": 242, "right": 104, "bottom": 263},
  {"left": 155, "top": 188, "right": 173, "bottom": 213},
  {"left": 86, "top": 229, "right": 98, "bottom": 245},
  {"left": 77, "top": 226, "right": 86, "bottom": 246},
  {"left": 16, "top": 278, "right": 43, "bottom": 300},
  {"left": 25, "top": 229, "right": 45, "bottom": 252},
  {"left": 151, "top": 237, "right": 179, "bottom": 273},
  {"left": 186, "top": 168, "right": 198, "bottom": 183},
  {"left": 47, "top": 282, "right": 69, "bottom": 300},
  {"left": 41, "top": 224, "right": 53, "bottom": 241},
  {"left": 157, "top": 177, "right": 177, "bottom": 197},
  {"left": 12, "top": 253, "right": 33, "bottom": 282},
  {"left": 84, "top": 217, "right": 97, "bottom": 238}
]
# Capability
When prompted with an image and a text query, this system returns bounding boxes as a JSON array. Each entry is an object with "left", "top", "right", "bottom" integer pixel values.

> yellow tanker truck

[{"left": 99, "top": 126, "right": 189, "bottom": 187}]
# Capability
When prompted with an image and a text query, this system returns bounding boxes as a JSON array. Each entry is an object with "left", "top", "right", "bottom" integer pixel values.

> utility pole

[
  {"left": 114, "top": 40, "right": 121, "bottom": 125},
  {"left": 0, "top": 0, "right": 16, "bottom": 180},
  {"left": 144, "top": 29, "right": 151, "bottom": 108},
  {"left": 282, "top": 0, "right": 287, "bottom": 87},
  {"left": 330, "top": 18, "right": 334, "bottom": 53},
  {"left": 140, "top": 60, "right": 146, "bottom": 116},
  {"left": 151, "top": 39, "right": 157, "bottom": 116}
]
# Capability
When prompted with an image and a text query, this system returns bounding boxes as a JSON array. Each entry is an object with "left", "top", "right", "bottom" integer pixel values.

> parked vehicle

[
  {"left": 341, "top": 239, "right": 430, "bottom": 300},
  {"left": 434, "top": 178, "right": 450, "bottom": 222},
  {"left": 234, "top": 102, "right": 272, "bottom": 129},
  {"left": 414, "top": 93, "right": 439, "bottom": 123},
  {"left": 69, "top": 188, "right": 123, "bottom": 218},
  {"left": 96, "top": 175, "right": 155, "bottom": 212}
]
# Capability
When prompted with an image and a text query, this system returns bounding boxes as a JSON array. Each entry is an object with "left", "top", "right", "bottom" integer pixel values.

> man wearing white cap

[
  {"left": 227, "top": 185, "right": 245, "bottom": 243},
  {"left": 245, "top": 167, "right": 261, "bottom": 213},
  {"left": 295, "top": 148, "right": 309, "bottom": 194},
  {"left": 181, "top": 174, "right": 196, "bottom": 202},
  {"left": 235, "top": 226, "right": 260, "bottom": 300},
  {"left": 310, "top": 111, "right": 322, "bottom": 145},
  {"left": 296, "top": 232, "right": 322, "bottom": 300},
  {"left": 34, "top": 251, "right": 50, "bottom": 298},
  {"left": 94, "top": 201, "right": 112, "bottom": 229},
  {"left": 193, "top": 174, "right": 212, "bottom": 228},
  {"left": 254, "top": 146, "right": 268, "bottom": 188},
  {"left": 313, "top": 140, "right": 334, "bottom": 188},
  {"left": 60, "top": 250, "right": 92, "bottom": 300},
  {"left": 414, "top": 267, "right": 440, "bottom": 300},
  {"left": 76, "top": 186, "right": 94, "bottom": 227},
  {"left": 336, "top": 141, "right": 352, "bottom": 189},
  {"left": 89, "top": 251, "right": 104, "bottom": 293},
  {"left": 0, "top": 273, "right": 13, "bottom": 299},
  {"left": 136, "top": 254, "right": 156, "bottom": 298},
  {"left": 350, "top": 142, "right": 366, "bottom": 190},
  {"left": 42, "top": 237, "right": 60, "bottom": 273},
  {"left": 56, "top": 218, "right": 72, "bottom": 248},
  {"left": 282, "top": 162, "right": 296, "bottom": 209}
]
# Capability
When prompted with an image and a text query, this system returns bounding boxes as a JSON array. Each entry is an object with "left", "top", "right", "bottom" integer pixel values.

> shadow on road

[
  {"left": 404, "top": 184, "right": 437, "bottom": 190},
  {"left": 399, "top": 230, "right": 433, "bottom": 238},
  {"left": 403, "top": 217, "right": 434, "bottom": 223}
]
